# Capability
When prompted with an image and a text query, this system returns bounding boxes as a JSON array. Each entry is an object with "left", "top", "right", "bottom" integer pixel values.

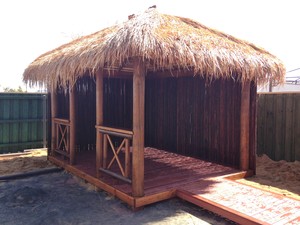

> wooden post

[
  {"left": 268, "top": 79, "right": 273, "bottom": 92},
  {"left": 42, "top": 94, "right": 47, "bottom": 148},
  {"left": 96, "top": 69, "right": 104, "bottom": 177},
  {"left": 132, "top": 59, "right": 145, "bottom": 197},
  {"left": 50, "top": 85, "right": 57, "bottom": 156},
  {"left": 240, "top": 81, "right": 251, "bottom": 171},
  {"left": 69, "top": 85, "right": 76, "bottom": 165},
  {"left": 103, "top": 134, "right": 107, "bottom": 168},
  {"left": 125, "top": 138, "right": 130, "bottom": 178}
]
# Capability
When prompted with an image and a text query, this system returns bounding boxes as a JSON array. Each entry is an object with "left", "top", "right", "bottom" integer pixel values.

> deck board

[{"left": 65, "top": 147, "right": 238, "bottom": 196}]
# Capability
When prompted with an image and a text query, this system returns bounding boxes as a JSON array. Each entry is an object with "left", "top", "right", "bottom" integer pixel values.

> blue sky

[{"left": 0, "top": 0, "right": 299, "bottom": 91}]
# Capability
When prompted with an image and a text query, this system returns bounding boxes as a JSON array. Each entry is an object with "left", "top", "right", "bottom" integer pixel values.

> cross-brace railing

[
  {"left": 96, "top": 126, "right": 133, "bottom": 183},
  {"left": 53, "top": 118, "right": 70, "bottom": 159}
]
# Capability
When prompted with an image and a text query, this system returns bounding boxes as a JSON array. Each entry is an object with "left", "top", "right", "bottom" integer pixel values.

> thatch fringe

[{"left": 23, "top": 8, "right": 285, "bottom": 88}]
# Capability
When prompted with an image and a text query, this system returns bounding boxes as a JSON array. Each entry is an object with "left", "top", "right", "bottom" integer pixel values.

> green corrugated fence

[
  {"left": 257, "top": 93, "right": 300, "bottom": 161},
  {"left": 0, "top": 93, "right": 47, "bottom": 154}
]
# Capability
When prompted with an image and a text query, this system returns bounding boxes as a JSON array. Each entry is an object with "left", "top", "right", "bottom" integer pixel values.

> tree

[{"left": 2, "top": 86, "right": 25, "bottom": 93}]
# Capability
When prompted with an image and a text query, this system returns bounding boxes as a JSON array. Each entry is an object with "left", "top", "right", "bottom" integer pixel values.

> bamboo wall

[
  {"left": 75, "top": 77, "right": 96, "bottom": 151},
  {"left": 103, "top": 78, "right": 133, "bottom": 129},
  {"left": 57, "top": 87, "right": 69, "bottom": 119},
  {"left": 145, "top": 77, "right": 256, "bottom": 169},
  {"left": 257, "top": 93, "right": 300, "bottom": 161},
  {"left": 56, "top": 76, "right": 256, "bottom": 169}
]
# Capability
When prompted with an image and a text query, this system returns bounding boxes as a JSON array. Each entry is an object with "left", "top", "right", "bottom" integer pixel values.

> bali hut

[{"left": 23, "top": 7, "right": 285, "bottom": 209}]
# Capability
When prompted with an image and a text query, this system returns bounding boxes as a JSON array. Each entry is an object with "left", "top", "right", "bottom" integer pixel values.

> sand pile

[
  {"left": 0, "top": 149, "right": 54, "bottom": 176},
  {"left": 238, "top": 154, "right": 300, "bottom": 200}
]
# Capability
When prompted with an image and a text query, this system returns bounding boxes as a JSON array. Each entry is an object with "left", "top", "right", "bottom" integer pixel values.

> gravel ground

[{"left": 0, "top": 171, "right": 236, "bottom": 225}]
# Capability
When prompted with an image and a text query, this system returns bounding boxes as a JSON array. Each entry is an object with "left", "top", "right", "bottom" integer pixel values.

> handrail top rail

[
  {"left": 95, "top": 125, "right": 133, "bottom": 136},
  {"left": 54, "top": 118, "right": 70, "bottom": 125}
]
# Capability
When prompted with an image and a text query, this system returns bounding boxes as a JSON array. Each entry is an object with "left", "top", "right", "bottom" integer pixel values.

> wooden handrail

[
  {"left": 95, "top": 125, "right": 133, "bottom": 136},
  {"left": 54, "top": 118, "right": 70, "bottom": 126}
]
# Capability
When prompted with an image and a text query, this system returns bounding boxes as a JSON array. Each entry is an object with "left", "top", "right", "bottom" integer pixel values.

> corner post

[
  {"left": 70, "top": 84, "right": 76, "bottom": 165},
  {"left": 50, "top": 85, "right": 57, "bottom": 156},
  {"left": 42, "top": 94, "right": 47, "bottom": 148},
  {"left": 240, "top": 80, "right": 251, "bottom": 170},
  {"left": 132, "top": 59, "right": 145, "bottom": 197},
  {"left": 96, "top": 69, "right": 104, "bottom": 177}
]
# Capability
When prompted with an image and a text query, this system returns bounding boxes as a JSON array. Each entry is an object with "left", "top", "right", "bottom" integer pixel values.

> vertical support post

[
  {"left": 249, "top": 84, "right": 257, "bottom": 173},
  {"left": 96, "top": 69, "right": 104, "bottom": 177},
  {"left": 240, "top": 81, "right": 251, "bottom": 171},
  {"left": 56, "top": 124, "right": 59, "bottom": 151},
  {"left": 50, "top": 86, "right": 57, "bottom": 156},
  {"left": 67, "top": 126, "right": 70, "bottom": 155},
  {"left": 125, "top": 138, "right": 130, "bottom": 178},
  {"left": 103, "top": 134, "right": 107, "bottom": 168},
  {"left": 132, "top": 59, "right": 145, "bottom": 197},
  {"left": 69, "top": 85, "right": 76, "bottom": 165},
  {"left": 268, "top": 79, "right": 273, "bottom": 92},
  {"left": 42, "top": 94, "right": 47, "bottom": 148}
]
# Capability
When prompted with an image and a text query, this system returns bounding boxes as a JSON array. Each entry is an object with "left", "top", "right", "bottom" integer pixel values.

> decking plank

[{"left": 67, "top": 148, "right": 239, "bottom": 197}]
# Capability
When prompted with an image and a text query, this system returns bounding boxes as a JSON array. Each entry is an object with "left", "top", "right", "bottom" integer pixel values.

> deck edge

[
  {"left": 222, "top": 170, "right": 254, "bottom": 180},
  {"left": 135, "top": 190, "right": 176, "bottom": 208},
  {"left": 49, "top": 156, "right": 135, "bottom": 207}
]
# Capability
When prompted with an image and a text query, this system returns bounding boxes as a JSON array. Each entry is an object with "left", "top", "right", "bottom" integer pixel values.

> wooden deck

[
  {"left": 49, "top": 147, "right": 300, "bottom": 224},
  {"left": 49, "top": 147, "right": 239, "bottom": 207}
]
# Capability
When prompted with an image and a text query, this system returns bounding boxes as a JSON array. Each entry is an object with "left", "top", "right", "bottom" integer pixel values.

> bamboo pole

[
  {"left": 132, "top": 59, "right": 145, "bottom": 197},
  {"left": 69, "top": 85, "right": 76, "bottom": 165},
  {"left": 50, "top": 85, "right": 57, "bottom": 156},
  {"left": 96, "top": 69, "right": 104, "bottom": 177},
  {"left": 240, "top": 81, "right": 250, "bottom": 170}
]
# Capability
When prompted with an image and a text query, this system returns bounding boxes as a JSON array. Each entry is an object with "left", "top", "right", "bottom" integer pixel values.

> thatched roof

[{"left": 23, "top": 7, "right": 285, "bottom": 88}]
